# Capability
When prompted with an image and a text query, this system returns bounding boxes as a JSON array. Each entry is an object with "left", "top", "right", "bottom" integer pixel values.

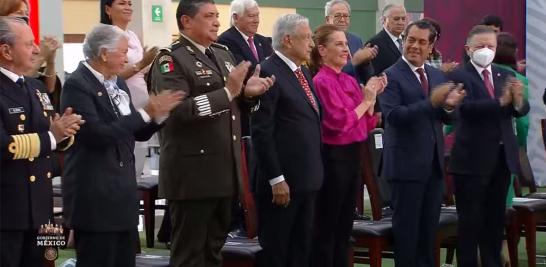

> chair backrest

[
  {"left": 517, "top": 147, "right": 537, "bottom": 193},
  {"left": 362, "top": 128, "right": 391, "bottom": 220},
  {"left": 240, "top": 137, "right": 258, "bottom": 239}
]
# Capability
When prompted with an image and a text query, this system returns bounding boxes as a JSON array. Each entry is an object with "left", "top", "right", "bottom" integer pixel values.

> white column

[
  {"left": 525, "top": 0, "right": 546, "bottom": 185},
  {"left": 38, "top": 0, "right": 64, "bottom": 81},
  {"left": 129, "top": 0, "right": 174, "bottom": 48}
]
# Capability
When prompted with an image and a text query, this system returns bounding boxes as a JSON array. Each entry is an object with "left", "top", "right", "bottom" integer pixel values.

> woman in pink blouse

[{"left": 309, "top": 24, "right": 386, "bottom": 267}]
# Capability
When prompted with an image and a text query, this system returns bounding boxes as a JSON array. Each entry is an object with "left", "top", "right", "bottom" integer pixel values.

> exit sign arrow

[{"left": 152, "top": 5, "right": 163, "bottom": 22}]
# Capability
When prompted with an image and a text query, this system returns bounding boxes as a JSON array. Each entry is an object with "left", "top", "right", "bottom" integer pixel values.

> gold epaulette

[{"left": 8, "top": 133, "right": 41, "bottom": 160}]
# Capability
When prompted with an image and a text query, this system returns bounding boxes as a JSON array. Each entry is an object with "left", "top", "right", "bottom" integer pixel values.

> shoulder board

[
  {"left": 159, "top": 47, "right": 171, "bottom": 53},
  {"left": 211, "top": 42, "right": 229, "bottom": 51},
  {"left": 170, "top": 40, "right": 184, "bottom": 51}
]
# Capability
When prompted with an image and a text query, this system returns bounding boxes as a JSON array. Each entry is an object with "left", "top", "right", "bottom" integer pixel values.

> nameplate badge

[{"left": 8, "top": 107, "right": 25, "bottom": 114}]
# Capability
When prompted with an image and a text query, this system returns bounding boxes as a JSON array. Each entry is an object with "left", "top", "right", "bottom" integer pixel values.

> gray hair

[
  {"left": 229, "top": 0, "right": 258, "bottom": 26},
  {"left": 381, "top": 3, "right": 405, "bottom": 18},
  {"left": 0, "top": 16, "right": 27, "bottom": 46},
  {"left": 272, "top": 14, "right": 309, "bottom": 51},
  {"left": 82, "top": 24, "right": 128, "bottom": 60},
  {"left": 324, "top": 0, "right": 351, "bottom": 17}
]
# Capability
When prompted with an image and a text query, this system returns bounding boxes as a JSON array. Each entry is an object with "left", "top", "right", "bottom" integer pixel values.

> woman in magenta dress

[{"left": 309, "top": 24, "right": 387, "bottom": 267}]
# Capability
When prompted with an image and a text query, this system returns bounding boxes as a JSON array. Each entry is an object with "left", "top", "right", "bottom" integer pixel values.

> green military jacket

[{"left": 148, "top": 35, "right": 257, "bottom": 200}]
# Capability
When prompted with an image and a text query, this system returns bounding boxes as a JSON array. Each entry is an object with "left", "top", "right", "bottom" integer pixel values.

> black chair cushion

[
  {"left": 512, "top": 198, "right": 546, "bottom": 212},
  {"left": 135, "top": 238, "right": 261, "bottom": 266},
  {"left": 138, "top": 175, "right": 159, "bottom": 190},
  {"left": 135, "top": 255, "right": 169, "bottom": 267},
  {"left": 352, "top": 220, "right": 392, "bottom": 237},
  {"left": 222, "top": 237, "right": 262, "bottom": 260},
  {"left": 525, "top": 192, "right": 546, "bottom": 200}
]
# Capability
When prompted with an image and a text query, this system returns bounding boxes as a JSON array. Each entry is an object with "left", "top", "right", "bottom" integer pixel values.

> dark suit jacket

[
  {"left": 217, "top": 26, "right": 273, "bottom": 67},
  {"left": 61, "top": 63, "right": 159, "bottom": 231},
  {"left": 447, "top": 62, "right": 529, "bottom": 176},
  {"left": 0, "top": 73, "right": 59, "bottom": 230},
  {"left": 148, "top": 36, "right": 257, "bottom": 200},
  {"left": 343, "top": 32, "right": 374, "bottom": 84},
  {"left": 379, "top": 59, "right": 450, "bottom": 181},
  {"left": 367, "top": 29, "right": 402, "bottom": 76},
  {"left": 251, "top": 53, "right": 324, "bottom": 195},
  {"left": 217, "top": 26, "right": 273, "bottom": 136}
]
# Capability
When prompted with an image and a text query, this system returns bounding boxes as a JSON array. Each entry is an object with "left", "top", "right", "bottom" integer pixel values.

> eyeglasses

[{"left": 332, "top": 13, "right": 350, "bottom": 20}]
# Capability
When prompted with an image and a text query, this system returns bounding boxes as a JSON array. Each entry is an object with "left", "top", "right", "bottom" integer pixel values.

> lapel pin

[
  {"left": 20, "top": 114, "right": 26, "bottom": 121},
  {"left": 18, "top": 124, "right": 24, "bottom": 132},
  {"left": 497, "top": 73, "right": 501, "bottom": 77},
  {"left": 196, "top": 61, "right": 203, "bottom": 67},
  {"left": 98, "top": 92, "right": 103, "bottom": 96}
]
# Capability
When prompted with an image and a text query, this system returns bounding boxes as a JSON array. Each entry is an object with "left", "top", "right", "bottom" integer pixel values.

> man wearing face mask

[{"left": 447, "top": 25, "right": 529, "bottom": 267}]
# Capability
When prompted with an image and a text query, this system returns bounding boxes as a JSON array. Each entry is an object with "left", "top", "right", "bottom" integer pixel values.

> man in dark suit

[
  {"left": 148, "top": 1, "right": 274, "bottom": 266},
  {"left": 447, "top": 25, "right": 529, "bottom": 267},
  {"left": 379, "top": 20, "right": 465, "bottom": 267},
  {"left": 217, "top": 0, "right": 273, "bottom": 137},
  {"left": 324, "top": 0, "right": 376, "bottom": 84},
  {"left": 251, "top": 14, "right": 323, "bottom": 267},
  {"left": 0, "top": 17, "right": 82, "bottom": 267},
  {"left": 367, "top": 4, "right": 407, "bottom": 76},
  {"left": 216, "top": 0, "right": 274, "bottom": 236}
]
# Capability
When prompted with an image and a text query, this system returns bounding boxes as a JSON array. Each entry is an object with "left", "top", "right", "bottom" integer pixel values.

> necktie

[
  {"left": 416, "top": 68, "right": 429, "bottom": 96},
  {"left": 294, "top": 68, "right": 319, "bottom": 113},
  {"left": 205, "top": 48, "right": 221, "bottom": 72},
  {"left": 16, "top": 77, "right": 28, "bottom": 96},
  {"left": 16, "top": 77, "right": 25, "bottom": 88},
  {"left": 396, "top": 38, "right": 403, "bottom": 53},
  {"left": 247, "top": 35, "right": 259, "bottom": 62},
  {"left": 482, "top": 69, "right": 495, "bottom": 98}
]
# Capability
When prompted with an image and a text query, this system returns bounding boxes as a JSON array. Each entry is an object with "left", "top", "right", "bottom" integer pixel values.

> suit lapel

[
  {"left": 0, "top": 73, "right": 29, "bottom": 108},
  {"left": 491, "top": 66, "right": 504, "bottom": 98},
  {"left": 397, "top": 59, "right": 426, "bottom": 98},
  {"left": 76, "top": 63, "right": 118, "bottom": 119},
  {"left": 380, "top": 30, "right": 401, "bottom": 58},
  {"left": 254, "top": 37, "right": 265, "bottom": 62},
  {"left": 231, "top": 27, "right": 258, "bottom": 64},
  {"left": 425, "top": 65, "right": 442, "bottom": 90},
  {"left": 271, "top": 54, "right": 319, "bottom": 117},
  {"left": 464, "top": 62, "right": 492, "bottom": 99}
]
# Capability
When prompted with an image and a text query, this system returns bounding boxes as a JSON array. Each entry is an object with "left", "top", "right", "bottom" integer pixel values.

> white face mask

[{"left": 471, "top": 47, "right": 495, "bottom": 68}]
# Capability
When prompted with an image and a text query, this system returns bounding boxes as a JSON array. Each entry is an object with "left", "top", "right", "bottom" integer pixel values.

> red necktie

[
  {"left": 294, "top": 68, "right": 319, "bottom": 113},
  {"left": 482, "top": 69, "right": 495, "bottom": 98},
  {"left": 416, "top": 68, "right": 429, "bottom": 96},
  {"left": 247, "top": 36, "right": 259, "bottom": 61}
]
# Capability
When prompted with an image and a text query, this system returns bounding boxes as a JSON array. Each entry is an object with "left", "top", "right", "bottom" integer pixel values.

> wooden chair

[
  {"left": 352, "top": 128, "right": 458, "bottom": 267},
  {"left": 137, "top": 174, "right": 166, "bottom": 248},
  {"left": 510, "top": 123, "right": 546, "bottom": 267},
  {"left": 134, "top": 138, "right": 262, "bottom": 267}
]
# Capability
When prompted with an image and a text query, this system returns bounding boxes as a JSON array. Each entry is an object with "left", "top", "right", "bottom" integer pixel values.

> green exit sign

[{"left": 152, "top": 5, "right": 163, "bottom": 22}]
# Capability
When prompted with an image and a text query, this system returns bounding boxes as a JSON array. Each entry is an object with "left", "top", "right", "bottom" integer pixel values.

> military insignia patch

[
  {"left": 225, "top": 62, "right": 235, "bottom": 72},
  {"left": 35, "top": 90, "right": 54, "bottom": 110},
  {"left": 195, "top": 69, "right": 213, "bottom": 78},
  {"left": 159, "top": 55, "right": 174, "bottom": 74}
]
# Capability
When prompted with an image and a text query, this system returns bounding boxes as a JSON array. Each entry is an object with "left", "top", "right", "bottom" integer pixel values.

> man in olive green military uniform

[
  {"left": 0, "top": 17, "right": 83, "bottom": 267},
  {"left": 148, "top": 1, "right": 274, "bottom": 266}
]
